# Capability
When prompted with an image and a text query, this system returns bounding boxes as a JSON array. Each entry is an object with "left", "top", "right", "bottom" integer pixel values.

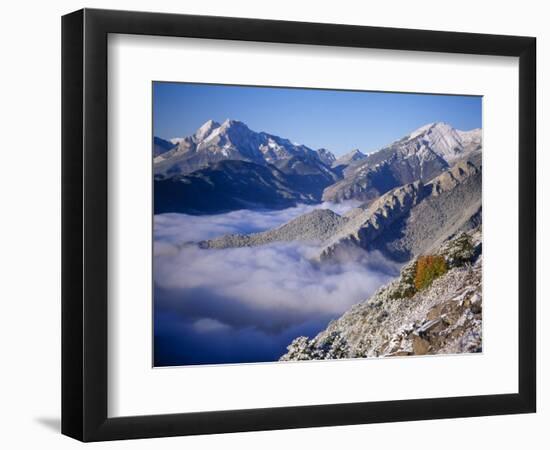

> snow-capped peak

[
  {"left": 194, "top": 119, "right": 221, "bottom": 141},
  {"left": 407, "top": 122, "right": 481, "bottom": 162},
  {"left": 332, "top": 148, "right": 366, "bottom": 167},
  {"left": 408, "top": 122, "right": 453, "bottom": 141},
  {"left": 221, "top": 118, "right": 247, "bottom": 129}
]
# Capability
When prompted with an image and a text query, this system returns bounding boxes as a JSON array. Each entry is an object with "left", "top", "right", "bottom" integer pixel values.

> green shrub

[{"left": 414, "top": 255, "right": 447, "bottom": 291}]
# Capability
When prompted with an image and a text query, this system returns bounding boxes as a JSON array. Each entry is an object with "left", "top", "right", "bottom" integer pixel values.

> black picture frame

[{"left": 62, "top": 8, "right": 536, "bottom": 442}]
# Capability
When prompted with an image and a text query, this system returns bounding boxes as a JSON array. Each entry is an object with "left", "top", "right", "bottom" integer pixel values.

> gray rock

[{"left": 202, "top": 209, "right": 348, "bottom": 249}]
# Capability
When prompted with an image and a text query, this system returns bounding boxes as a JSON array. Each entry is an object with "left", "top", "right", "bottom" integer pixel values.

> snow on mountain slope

[
  {"left": 323, "top": 122, "right": 482, "bottom": 203},
  {"left": 407, "top": 122, "right": 479, "bottom": 162},
  {"left": 194, "top": 119, "right": 221, "bottom": 142},
  {"left": 154, "top": 119, "right": 337, "bottom": 177},
  {"left": 153, "top": 136, "right": 176, "bottom": 158}
]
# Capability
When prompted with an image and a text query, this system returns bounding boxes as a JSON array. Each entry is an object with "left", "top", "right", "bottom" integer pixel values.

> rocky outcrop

[
  {"left": 201, "top": 209, "right": 348, "bottom": 249},
  {"left": 280, "top": 228, "right": 482, "bottom": 361},
  {"left": 317, "top": 148, "right": 337, "bottom": 167},
  {"left": 319, "top": 181, "right": 425, "bottom": 261}
]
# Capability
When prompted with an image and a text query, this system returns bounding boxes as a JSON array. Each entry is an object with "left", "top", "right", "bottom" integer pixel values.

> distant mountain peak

[
  {"left": 404, "top": 121, "right": 480, "bottom": 163},
  {"left": 202, "top": 118, "right": 220, "bottom": 128},
  {"left": 221, "top": 118, "right": 247, "bottom": 129},
  {"left": 194, "top": 119, "right": 221, "bottom": 141},
  {"left": 154, "top": 119, "right": 341, "bottom": 181},
  {"left": 316, "top": 148, "right": 337, "bottom": 166},
  {"left": 331, "top": 148, "right": 367, "bottom": 169},
  {"left": 408, "top": 122, "right": 445, "bottom": 140}
]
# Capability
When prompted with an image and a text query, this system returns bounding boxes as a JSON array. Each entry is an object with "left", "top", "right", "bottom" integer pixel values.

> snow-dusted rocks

[{"left": 280, "top": 228, "right": 483, "bottom": 361}]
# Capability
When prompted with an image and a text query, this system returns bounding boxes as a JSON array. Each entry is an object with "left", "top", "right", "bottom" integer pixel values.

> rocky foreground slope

[{"left": 280, "top": 228, "right": 482, "bottom": 360}]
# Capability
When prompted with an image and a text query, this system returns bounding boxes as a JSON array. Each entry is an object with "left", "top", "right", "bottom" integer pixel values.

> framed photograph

[{"left": 62, "top": 8, "right": 536, "bottom": 441}]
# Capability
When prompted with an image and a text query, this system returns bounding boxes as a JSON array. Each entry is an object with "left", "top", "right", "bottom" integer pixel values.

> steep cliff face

[{"left": 280, "top": 228, "right": 482, "bottom": 361}]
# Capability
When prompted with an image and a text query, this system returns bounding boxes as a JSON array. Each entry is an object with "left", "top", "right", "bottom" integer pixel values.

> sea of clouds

[{"left": 153, "top": 202, "right": 400, "bottom": 366}]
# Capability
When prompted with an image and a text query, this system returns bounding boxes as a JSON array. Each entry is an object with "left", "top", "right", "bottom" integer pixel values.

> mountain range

[
  {"left": 154, "top": 119, "right": 337, "bottom": 176},
  {"left": 201, "top": 153, "right": 481, "bottom": 263},
  {"left": 154, "top": 119, "right": 481, "bottom": 214}
]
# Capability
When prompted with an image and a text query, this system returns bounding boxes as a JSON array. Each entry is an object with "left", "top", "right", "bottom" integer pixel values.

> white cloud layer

[{"left": 153, "top": 203, "right": 399, "bottom": 365}]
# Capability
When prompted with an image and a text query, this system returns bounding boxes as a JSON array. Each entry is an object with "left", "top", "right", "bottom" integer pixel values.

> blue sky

[{"left": 153, "top": 82, "right": 482, "bottom": 157}]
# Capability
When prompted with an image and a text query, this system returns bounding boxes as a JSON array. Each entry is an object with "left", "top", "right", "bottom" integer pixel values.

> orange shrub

[{"left": 414, "top": 255, "right": 447, "bottom": 291}]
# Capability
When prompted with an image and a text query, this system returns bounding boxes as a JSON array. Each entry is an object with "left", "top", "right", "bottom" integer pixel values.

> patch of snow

[
  {"left": 170, "top": 137, "right": 187, "bottom": 144},
  {"left": 408, "top": 122, "right": 436, "bottom": 140}
]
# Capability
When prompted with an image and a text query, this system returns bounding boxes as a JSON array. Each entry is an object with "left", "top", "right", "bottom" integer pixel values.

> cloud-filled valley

[{"left": 153, "top": 203, "right": 400, "bottom": 366}]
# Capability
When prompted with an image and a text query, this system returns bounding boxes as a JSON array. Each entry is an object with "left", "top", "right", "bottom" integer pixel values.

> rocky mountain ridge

[
  {"left": 322, "top": 122, "right": 482, "bottom": 204},
  {"left": 319, "top": 155, "right": 481, "bottom": 262},
  {"left": 153, "top": 136, "right": 176, "bottom": 157},
  {"left": 154, "top": 160, "right": 322, "bottom": 214},
  {"left": 200, "top": 154, "right": 481, "bottom": 264},
  {"left": 202, "top": 209, "right": 348, "bottom": 249},
  {"left": 154, "top": 120, "right": 481, "bottom": 216},
  {"left": 154, "top": 119, "right": 338, "bottom": 177}
]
